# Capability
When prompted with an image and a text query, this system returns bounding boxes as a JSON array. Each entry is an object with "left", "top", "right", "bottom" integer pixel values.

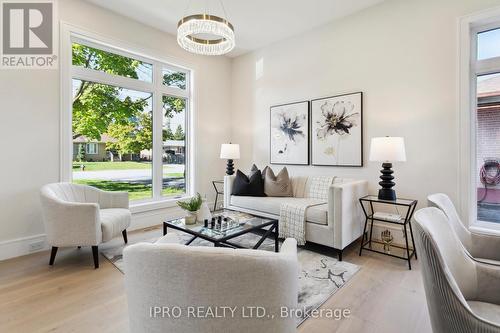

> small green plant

[{"left": 177, "top": 193, "right": 202, "bottom": 212}]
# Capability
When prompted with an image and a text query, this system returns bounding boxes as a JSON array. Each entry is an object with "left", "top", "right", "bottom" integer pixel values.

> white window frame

[
  {"left": 60, "top": 23, "right": 196, "bottom": 212},
  {"left": 459, "top": 7, "right": 500, "bottom": 230},
  {"left": 86, "top": 143, "right": 98, "bottom": 155}
]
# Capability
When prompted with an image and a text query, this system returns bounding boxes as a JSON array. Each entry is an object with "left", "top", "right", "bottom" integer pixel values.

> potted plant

[{"left": 177, "top": 193, "right": 202, "bottom": 225}]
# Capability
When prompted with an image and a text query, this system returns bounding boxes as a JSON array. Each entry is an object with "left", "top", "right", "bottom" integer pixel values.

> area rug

[{"left": 102, "top": 231, "right": 359, "bottom": 325}]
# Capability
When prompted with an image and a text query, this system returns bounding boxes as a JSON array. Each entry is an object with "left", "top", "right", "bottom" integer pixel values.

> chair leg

[
  {"left": 49, "top": 246, "right": 58, "bottom": 265},
  {"left": 92, "top": 246, "right": 99, "bottom": 269},
  {"left": 122, "top": 230, "right": 128, "bottom": 244}
]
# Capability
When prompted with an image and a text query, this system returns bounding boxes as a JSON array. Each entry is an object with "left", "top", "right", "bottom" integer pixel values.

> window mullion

[
  {"left": 152, "top": 63, "right": 164, "bottom": 200},
  {"left": 71, "top": 66, "right": 154, "bottom": 94},
  {"left": 158, "top": 86, "right": 189, "bottom": 98},
  {"left": 475, "top": 58, "right": 500, "bottom": 75}
]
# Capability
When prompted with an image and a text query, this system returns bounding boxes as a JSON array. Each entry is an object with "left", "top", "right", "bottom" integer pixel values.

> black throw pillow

[{"left": 232, "top": 169, "right": 266, "bottom": 196}]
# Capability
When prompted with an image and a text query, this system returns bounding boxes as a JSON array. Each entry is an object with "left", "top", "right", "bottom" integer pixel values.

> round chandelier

[{"left": 177, "top": 3, "right": 235, "bottom": 56}]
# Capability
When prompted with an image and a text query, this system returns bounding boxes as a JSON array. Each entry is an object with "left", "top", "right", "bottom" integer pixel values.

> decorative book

[{"left": 373, "top": 212, "right": 402, "bottom": 222}]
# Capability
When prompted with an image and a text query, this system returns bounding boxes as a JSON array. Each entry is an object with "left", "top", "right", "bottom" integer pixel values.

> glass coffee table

[{"left": 163, "top": 210, "right": 279, "bottom": 252}]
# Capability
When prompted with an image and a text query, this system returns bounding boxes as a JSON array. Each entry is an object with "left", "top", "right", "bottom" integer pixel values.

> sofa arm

[
  {"left": 40, "top": 195, "right": 102, "bottom": 247},
  {"left": 223, "top": 175, "right": 235, "bottom": 208},
  {"left": 98, "top": 189, "right": 129, "bottom": 209},
  {"left": 328, "top": 180, "right": 368, "bottom": 249}
]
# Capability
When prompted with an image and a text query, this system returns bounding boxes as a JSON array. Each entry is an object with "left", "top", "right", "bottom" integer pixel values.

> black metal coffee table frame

[{"left": 163, "top": 215, "right": 279, "bottom": 252}]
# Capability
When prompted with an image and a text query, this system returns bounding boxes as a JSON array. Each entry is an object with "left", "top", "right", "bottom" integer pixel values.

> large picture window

[{"left": 68, "top": 37, "right": 191, "bottom": 203}]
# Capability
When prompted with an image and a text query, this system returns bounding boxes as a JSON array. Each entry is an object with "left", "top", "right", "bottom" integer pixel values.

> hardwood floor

[{"left": 0, "top": 226, "right": 432, "bottom": 333}]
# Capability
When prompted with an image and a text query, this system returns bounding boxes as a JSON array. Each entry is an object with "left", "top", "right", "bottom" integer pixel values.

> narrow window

[{"left": 475, "top": 28, "right": 500, "bottom": 223}]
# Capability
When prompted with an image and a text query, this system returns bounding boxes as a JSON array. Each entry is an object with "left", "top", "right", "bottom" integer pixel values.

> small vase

[
  {"left": 185, "top": 211, "right": 197, "bottom": 225},
  {"left": 197, "top": 199, "right": 212, "bottom": 222}
]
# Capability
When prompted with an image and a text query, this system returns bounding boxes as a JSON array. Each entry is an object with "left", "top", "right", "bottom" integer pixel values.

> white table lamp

[
  {"left": 369, "top": 137, "right": 406, "bottom": 200},
  {"left": 220, "top": 143, "right": 240, "bottom": 175}
]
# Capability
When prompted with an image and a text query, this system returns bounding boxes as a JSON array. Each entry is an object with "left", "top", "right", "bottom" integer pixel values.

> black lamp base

[
  {"left": 378, "top": 162, "right": 397, "bottom": 201},
  {"left": 378, "top": 188, "right": 396, "bottom": 201},
  {"left": 226, "top": 159, "right": 235, "bottom": 175}
]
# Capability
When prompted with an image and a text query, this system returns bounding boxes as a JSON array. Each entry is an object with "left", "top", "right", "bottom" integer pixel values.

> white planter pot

[{"left": 185, "top": 211, "right": 197, "bottom": 225}]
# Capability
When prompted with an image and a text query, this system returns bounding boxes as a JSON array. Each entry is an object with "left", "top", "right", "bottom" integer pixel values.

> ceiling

[{"left": 85, "top": 0, "right": 385, "bottom": 57}]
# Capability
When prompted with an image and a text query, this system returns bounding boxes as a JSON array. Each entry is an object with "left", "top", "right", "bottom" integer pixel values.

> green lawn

[
  {"left": 73, "top": 179, "right": 184, "bottom": 201},
  {"left": 163, "top": 172, "right": 184, "bottom": 177},
  {"left": 72, "top": 161, "right": 183, "bottom": 177}
]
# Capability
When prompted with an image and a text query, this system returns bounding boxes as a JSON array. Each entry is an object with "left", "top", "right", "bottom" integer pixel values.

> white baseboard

[
  {"left": 0, "top": 201, "right": 217, "bottom": 262},
  {"left": 0, "top": 234, "right": 49, "bottom": 261}
]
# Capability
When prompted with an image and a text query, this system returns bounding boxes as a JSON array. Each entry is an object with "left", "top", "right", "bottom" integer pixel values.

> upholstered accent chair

[
  {"left": 40, "top": 183, "right": 131, "bottom": 268},
  {"left": 414, "top": 207, "right": 500, "bottom": 333},
  {"left": 124, "top": 238, "right": 298, "bottom": 333},
  {"left": 428, "top": 193, "right": 500, "bottom": 264}
]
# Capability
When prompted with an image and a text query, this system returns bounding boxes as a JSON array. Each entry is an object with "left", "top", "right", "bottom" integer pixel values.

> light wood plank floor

[{"left": 0, "top": 226, "right": 432, "bottom": 333}]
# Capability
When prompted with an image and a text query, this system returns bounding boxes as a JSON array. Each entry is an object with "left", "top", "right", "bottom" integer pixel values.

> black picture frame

[
  {"left": 269, "top": 100, "right": 310, "bottom": 165},
  {"left": 310, "top": 92, "right": 363, "bottom": 167}
]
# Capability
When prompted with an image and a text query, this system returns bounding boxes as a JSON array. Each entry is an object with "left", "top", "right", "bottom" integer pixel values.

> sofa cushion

[
  {"left": 232, "top": 169, "right": 265, "bottom": 197},
  {"left": 290, "top": 176, "right": 309, "bottom": 198},
  {"left": 264, "top": 167, "right": 293, "bottom": 197},
  {"left": 230, "top": 196, "right": 328, "bottom": 225},
  {"left": 100, "top": 208, "right": 131, "bottom": 242}
]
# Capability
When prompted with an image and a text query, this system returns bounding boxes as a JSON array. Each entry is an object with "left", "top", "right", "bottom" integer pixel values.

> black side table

[
  {"left": 359, "top": 195, "right": 418, "bottom": 270},
  {"left": 212, "top": 180, "right": 224, "bottom": 211}
]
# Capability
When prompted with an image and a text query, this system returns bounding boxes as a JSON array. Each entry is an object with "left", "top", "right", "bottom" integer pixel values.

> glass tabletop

[
  {"left": 165, "top": 210, "right": 276, "bottom": 240},
  {"left": 360, "top": 195, "right": 417, "bottom": 206}
]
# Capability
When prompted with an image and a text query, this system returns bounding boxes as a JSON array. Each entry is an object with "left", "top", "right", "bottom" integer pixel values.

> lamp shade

[
  {"left": 369, "top": 137, "right": 406, "bottom": 162},
  {"left": 220, "top": 144, "right": 240, "bottom": 159}
]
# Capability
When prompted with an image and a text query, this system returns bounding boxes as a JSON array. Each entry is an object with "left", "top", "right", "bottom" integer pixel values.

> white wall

[
  {"left": 0, "top": 0, "right": 232, "bottom": 258},
  {"left": 230, "top": 0, "right": 500, "bottom": 214}
]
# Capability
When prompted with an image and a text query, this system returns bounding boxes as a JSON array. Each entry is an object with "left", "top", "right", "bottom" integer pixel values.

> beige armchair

[
  {"left": 428, "top": 193, "right": 500, "bottom": 264},
  {"left": 124, "top": 238, "right": 298, "bottom": 333},
  {"left": 40, "top": 182, "right": 131, "bottom": 268},
  {"left": 414, "top": 207, "right": 500, "bottom": 333}
]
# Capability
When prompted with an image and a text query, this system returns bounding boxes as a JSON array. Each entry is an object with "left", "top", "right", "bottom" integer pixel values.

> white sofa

[
  {"left": 40, "top": 182, "right": 131, "bottom": 268},
  {"left": 224, "top": 175, "right": 368, "bottom": 260},
  {"left": 124, "top": 237, "right": 298, "bottom": 333}
]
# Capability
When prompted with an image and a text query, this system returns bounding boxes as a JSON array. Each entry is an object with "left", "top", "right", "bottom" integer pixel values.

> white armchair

[
  {"left": 124, "top": 238, "right": 298, "bottom": 333},
  {"left": 428, "top": 193, "right": 500, "bottom": 264},
  {"left": 414, "top": 207, "right": 500, "bottom": 333},
  {"left": 40, "top": 182, "right": 131, "bottom": 268}
]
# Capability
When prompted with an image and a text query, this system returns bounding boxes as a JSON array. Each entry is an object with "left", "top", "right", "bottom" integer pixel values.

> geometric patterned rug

[{"left": 102, "top": 231, "right": 359, "bottom": 326}]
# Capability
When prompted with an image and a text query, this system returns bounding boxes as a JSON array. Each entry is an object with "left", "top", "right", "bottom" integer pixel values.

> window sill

[
  {"left": 130, "top": 196, "right": 189, "bottom": 214},
  {"left": 470, "top": 221, "right": 500, "bottom": 236}
]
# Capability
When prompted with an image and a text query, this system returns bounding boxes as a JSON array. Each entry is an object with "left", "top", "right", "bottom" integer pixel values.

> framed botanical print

[
  {"left": 270, "top": 101, "right": 310, "bottom": 165},
  {"left": 311, "top": 92, "right": 363, "bottom": 166}
]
